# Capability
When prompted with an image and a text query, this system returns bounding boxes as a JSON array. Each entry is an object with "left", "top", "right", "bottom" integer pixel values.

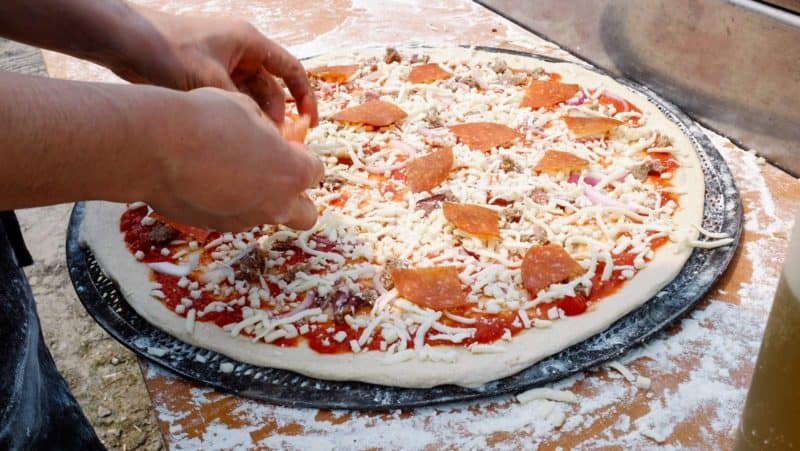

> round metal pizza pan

[{"left": 66, "top": 46, "right": 742, "bottom": 410}]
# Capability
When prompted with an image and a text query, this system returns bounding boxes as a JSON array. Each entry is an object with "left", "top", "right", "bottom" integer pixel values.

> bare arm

[
  {"left": 0, "top": 71, "right": 323, "bottom": 230},
  {"left": 0, "top": 0, "right": 137, "bottom": 69},
  {"left": 0, "top": 0, "right": 324, "bottom": 230},
  {"left": 0, "top": 0, "right": 318, "bottom": 124}
]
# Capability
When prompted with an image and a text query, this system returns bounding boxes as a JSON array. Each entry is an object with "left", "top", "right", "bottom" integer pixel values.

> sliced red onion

[
  {"left": 310, "top": 235, "right": 337, "bottom": 252},
  {"left": 417, "top": 127, "right": 448, "bottom": 138},
  {"left": 364, "top": 90, "right": 381, "bottom": 101},
  {"left": 362, "top": 70, "right": 382, "bottom": 82},
  {"left": 567, "top": 173, "right": 601, "bottom": 186},
  {"left": 583, "top": 186, "right": 639, "bottom": 212},
  {"left": 565, "top": 91, "right": 586, "bottom": 106},
  {"left": 388, "top": 140, "right": 417, "bottom": 157},
  {"left": 363, "top": 161, "right": 407, "bottom": 174},
  {"left": 278, "top": 291, "right": 316, "bottom": 318},
  {"left": 530, "top": 127, "right": 547, "bottom": 138}
]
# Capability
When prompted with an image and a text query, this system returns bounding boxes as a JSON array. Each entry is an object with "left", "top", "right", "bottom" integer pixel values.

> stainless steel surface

[
  {"left": 761, "top": 0, "right": 800, "bottom": 14},
  {"left": 479, "top": 0, "right": 800, "bottom": 175}
]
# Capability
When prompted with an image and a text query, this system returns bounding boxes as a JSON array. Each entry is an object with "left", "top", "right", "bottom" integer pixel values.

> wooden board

[{"left": 40, "top": 1, "right": 800, "bottom": 448}]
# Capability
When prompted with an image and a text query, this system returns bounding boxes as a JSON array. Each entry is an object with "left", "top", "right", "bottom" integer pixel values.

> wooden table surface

[{"left": 40, "top": 1, "right": 800, "bottom": 449}]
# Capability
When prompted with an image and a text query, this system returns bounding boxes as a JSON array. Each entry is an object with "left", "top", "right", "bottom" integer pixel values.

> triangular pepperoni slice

[
  {"left": 563, "top": 116, "right": 622, "bottom": 138},
  {"left": 521, "top": 244, "right": 584, "bottom": 297},
  {"left": 331, "top": 100, "right": 407, "bottom": 127},
  {"left": 521, "top": 79, "right": 580, "bottom": 109},
  {"left": 443, "top": 203, "right": 500, "bottom": 239},
  {"left": 404, "top": 147, "right": 453, "bottom": 193},
  {"left": 307, "top": 64, "right": 359, "bottom": 83},
  {"left": 149, "top": 212, "right": 212, "bottom": 243},
  {"left": 408, "top": 63, "right": 451, "bottom": 83},
  {"left": 597, "top": 93, "right": 641, "bottom": 114},
  {"left": 534, "top": 150, "right": 589, "bottom": 173},
  {"left": 280, "top": 114, "right": 311, "bottom": 143},
  {"left": 391, "top": 266, "right": 468, "bottom": 310},
  {"left": 449, "top": 122, "right": 520, "bottom": 152}
]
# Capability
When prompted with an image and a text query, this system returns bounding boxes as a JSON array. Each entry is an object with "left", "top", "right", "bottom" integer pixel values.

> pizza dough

[{"left": 80, "top": 46, "right": 705, "bottom": 388}]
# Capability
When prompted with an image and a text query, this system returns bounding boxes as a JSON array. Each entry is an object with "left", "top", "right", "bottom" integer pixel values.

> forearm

[
  {"left": 0, "top": 0, "right": 155, "bottom": 73},
  {"left": 0, "top": 71, "right": 175, "bottom": 209}
]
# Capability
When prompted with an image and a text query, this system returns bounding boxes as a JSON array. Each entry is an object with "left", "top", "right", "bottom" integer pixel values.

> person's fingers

[
  {"left": 249, "top": 35, "right": 319, "bottom": 126},
  {"left": 288, "top": 142, "right": 325, "bottom": 189},
  {"left": 283, "top": 194, "right": 318, "bottom": 230},
  {"left": 202, "top": 86, "right": 268, "bottom": 119},
  {"left": 243, "top": 69, "right": 286, "bottom": 124}
]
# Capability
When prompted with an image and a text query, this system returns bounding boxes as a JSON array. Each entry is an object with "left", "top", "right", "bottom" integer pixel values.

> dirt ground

[{"left": 17, "top": 205, "right": 163, "bottom": 450}]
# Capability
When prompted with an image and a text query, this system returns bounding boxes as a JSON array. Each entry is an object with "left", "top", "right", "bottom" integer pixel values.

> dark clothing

[
  {"left": 0, "top": 212, "right": 32, "bottom": 267},
  {"left": 0, "top": 211, "right": 104, "bottom": 450}
]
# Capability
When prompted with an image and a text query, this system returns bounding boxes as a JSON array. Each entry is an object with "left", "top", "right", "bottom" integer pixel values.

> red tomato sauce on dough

[{"left": 121, "top": 207, "right": 246, "bottom": 328}]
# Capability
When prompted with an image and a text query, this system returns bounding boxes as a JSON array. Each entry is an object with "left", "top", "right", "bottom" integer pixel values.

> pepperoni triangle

[
  {"left": 521, "top": 79, "right": 580, "bottom": 109},
  {"left": 307, "top": 64, "right": 359, "bottom": 83},
  {"left": 404, "top": 147, "right": 453, "bottom": 193},
  {"left": 563, "top": 116, "right": 622, "bottom": 138},
  {"left": 449, "top": 122, "right": 520, "bottom": 152},
  {"left": 597, "top": 93, "right": 640, "bottom": 114},
  {"left": 521, "top": 244, "right": 584, "bottom": 297},
  {"left": 443, "top": 203, "right": 500, "bottom": 239},
  {"left": 331, "top": 100, "right": 407, "bottom": 127},
  {"left": 149, "top": 212, "right": 212, "bottom": 243},
  {"left": 534, "top": 150, "right": 589, "bottom": 173},
  {"left": 408, "top": 63, "right": 451, "bottom": 84},
  {"left": 391, "top": 266, "right": 468, "bottom": 310},
  {"left": 280, "top": 114, "right": 311, "bottom": 143}
]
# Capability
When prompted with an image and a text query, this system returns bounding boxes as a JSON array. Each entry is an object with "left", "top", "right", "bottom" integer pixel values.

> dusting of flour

[{"left": 148, "top": 299, "right": 764, "bottom": 449}]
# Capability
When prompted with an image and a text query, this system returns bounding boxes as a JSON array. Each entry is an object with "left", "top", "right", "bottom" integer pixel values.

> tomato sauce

[
  {"left": 153, "top": 272, "right": 245, "bottom": 327},
  {"left": 121, "top": 207, "right": 246, "bottom": 329},
  {"left": 306, "top": 322, "right": 361, "bottom": 353},
  {"left": 120, "top": 207, "right": 173, "bottom": 263},
  {"left": 649, "top": 152, "right": 679, "bottom": 172}
]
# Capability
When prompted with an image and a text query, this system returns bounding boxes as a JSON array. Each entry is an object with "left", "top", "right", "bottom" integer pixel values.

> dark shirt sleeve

[{"left": 0, "top": 212, "right": 33, "bottom": 267}]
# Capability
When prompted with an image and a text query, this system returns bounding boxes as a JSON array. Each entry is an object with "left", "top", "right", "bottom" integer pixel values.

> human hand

[
  {"left": 142, "top": 88, "right": 324, "bottom": 231},
  {"left": 112, "top": 9, "right": 317, "bottom": 126}
]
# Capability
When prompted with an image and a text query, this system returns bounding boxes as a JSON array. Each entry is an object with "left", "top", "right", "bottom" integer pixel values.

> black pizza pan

[{"left": 66, "top": 46, "right": 743, "bottom": 410}]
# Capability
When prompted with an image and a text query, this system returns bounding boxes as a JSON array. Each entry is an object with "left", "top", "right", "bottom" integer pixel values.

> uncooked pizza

[{"left": 81, "top": 46, "right": 732, "bottom": 388}]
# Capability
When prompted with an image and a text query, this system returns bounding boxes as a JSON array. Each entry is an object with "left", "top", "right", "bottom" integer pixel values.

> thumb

[{"left": 283, "top": 194, "right": 318, "bottom": 230}]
